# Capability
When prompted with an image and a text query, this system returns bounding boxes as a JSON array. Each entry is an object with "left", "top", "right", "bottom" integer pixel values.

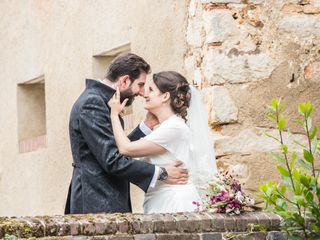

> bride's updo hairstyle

[{"left": 153, "top": 71, "right": 191, "bottom": 122}]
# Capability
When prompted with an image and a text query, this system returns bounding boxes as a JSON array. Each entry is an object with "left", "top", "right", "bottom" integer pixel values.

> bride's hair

[{"left": 153, "top": 71, "right": 191, "bottom": 122}]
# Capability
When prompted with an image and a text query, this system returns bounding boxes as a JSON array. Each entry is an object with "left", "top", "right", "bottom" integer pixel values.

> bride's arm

[
  {"left": 108, "top": 87, "right": 166, "bottom": 158},
  {"left": 110, "top": 113, "right": 166, "bottom": 157}
]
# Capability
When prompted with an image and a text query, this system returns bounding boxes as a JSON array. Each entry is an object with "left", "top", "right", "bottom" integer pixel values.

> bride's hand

[{"left": 108, "top": 87, "right": 128, "bottom": 115}]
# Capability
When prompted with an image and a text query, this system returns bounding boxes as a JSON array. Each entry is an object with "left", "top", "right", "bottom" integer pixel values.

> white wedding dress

[{"left": 142, "top": 115, "right": 201, "bottom": 213}]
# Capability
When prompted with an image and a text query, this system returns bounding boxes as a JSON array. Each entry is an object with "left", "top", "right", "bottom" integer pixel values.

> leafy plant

[
  {"left": 258, "top": 99, "right": 320, "bottom": 239},
  {"left": 4, "top": 234, "right": 17, "bottom": 240}
]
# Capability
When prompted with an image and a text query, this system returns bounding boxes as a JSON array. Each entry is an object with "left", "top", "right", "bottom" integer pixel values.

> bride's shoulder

[{"left": 163, "top": 115, "right": 190, "bottom": 133}]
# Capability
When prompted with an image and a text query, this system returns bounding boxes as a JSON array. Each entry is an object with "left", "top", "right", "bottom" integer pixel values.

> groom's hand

[{"left": 163, "top": 161, "right": 188, "bottom": 185}]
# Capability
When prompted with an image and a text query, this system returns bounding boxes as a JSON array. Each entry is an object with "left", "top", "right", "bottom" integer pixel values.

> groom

[{"left": 65, "top": 53, "right": 188, "bottom": 214}]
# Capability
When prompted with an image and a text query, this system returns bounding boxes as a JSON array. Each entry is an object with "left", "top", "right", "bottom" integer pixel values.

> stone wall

[
  {"left": 185, "top": 0, "right": 320, "bottom": 192},
  {"left": 0, "top": 212, "right": 286, "bottom": 239}
]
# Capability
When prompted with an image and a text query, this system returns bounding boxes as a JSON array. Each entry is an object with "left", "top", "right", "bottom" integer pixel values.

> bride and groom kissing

[{"left": 65, "top": 53, "right": 217, "bottom": 215}]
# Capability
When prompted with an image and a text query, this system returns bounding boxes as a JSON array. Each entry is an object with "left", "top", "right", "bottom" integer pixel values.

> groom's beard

[{"left": 120, "top": 87, "right": 136, "bottom": 107}]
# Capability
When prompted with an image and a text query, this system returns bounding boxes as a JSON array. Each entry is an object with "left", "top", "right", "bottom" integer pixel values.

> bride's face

[{"left": 144, "top": 80, "right": 168, "bottom": 112}]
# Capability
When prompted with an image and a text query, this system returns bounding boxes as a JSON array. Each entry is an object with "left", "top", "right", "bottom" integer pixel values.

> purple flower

[
  {"left": 201, "top": 171, "right": 254, "bottom": 215},
  {"left": 192, "top": 201, "right": 200, "bottom": 207},
  {"left": 216, "top": 190, "right": 228, "bottom": 201},
  {"left": 229, "top": 199, "right": 241, "bottom": 208},
  {"left": 231, "top": 180, "right": 242, "bottom": 192}
]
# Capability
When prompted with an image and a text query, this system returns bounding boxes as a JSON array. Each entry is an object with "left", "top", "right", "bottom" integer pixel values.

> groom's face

[{"left": 120, "top": 72, "right": 147, "bottom": 106}]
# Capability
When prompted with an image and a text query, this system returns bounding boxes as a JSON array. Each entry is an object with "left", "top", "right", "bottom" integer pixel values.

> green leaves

[
  {"left": 266, "top": 99, "right": 285, "bottom": 115},
  {"left": 278, "top": 116, "right": 286, "bottom": 130},
  {"left": 270, "top": 152, "right": 285, "bottom": 164},
  {"left": 267, "top": 112, "right": 277, "bottom": 122},
  {"left": 298, "top": 101, "right": 314, "bottom": 118},
  {"left": 310, "top": 127, "right": 318, "bottom": 140},
  {"left": 300, "top": 175, "right": 310, "bottom": 188},
  {"left": 280, "top": 144, "right": 288, "bottom": 155},
  {"left": 298, "top": 159, "right": 312, "bottom": 170},
  {"left": 259, "top": 99, "right": 320, "bottom": 239},
  {"left": 277, "top": 165, "right": 290, "bottom": 177},
  {"left": 303, "top": 149, "right": 314, "bottom": 163},
  {"left": 290, "top": 152, "right": 297, "bottom": 169},
  {"left": 304, "top": 190, "right": 314, "bottom": 202},
  {"left": 317, "top": 141, "right": 320, "bottom": 154}
]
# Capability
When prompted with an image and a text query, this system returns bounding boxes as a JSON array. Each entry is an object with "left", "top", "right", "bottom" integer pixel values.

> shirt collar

[{"left": 85, "top": 79, "right": 116, "bottom": 103}]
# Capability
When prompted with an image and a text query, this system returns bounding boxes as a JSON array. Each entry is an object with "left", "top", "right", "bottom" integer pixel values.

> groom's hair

[{"left": 105, "top": 53, "right": 151, "bottom": 82}]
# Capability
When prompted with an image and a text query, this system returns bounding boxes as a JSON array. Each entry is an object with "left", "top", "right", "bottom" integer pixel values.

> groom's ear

[{"left": 118, "top": 75, "right": 132, "bottom": 90}]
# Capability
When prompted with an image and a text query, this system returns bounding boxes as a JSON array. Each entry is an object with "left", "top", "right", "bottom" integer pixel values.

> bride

[{"left": 108, "top": 71, "right": 217, "bottom": 213}]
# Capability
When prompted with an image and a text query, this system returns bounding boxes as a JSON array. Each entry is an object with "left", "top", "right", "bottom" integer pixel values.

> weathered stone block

[
  {"left": 134, "top": 234, "right": 156, "bottom": 240},
  {"left": 279, "top": 14, "right": 320, "bottom": 37},
  {"left": 304, "top": 61, "right": 320, "bottom": 81},
  {"left": 107, "top": 234, "right": 134, "bottom": 240},
  {"left": 215, "top": 128, "right": 307, "bottom": 156},
  {"left": 200, "top": 233, "right": 222, "bottom": 240},
  {"left": 202, "top": 86, "right": 238, "bottom": 124},
  {"left": 222, "top": 232, "right": 267, "bottom": 239},
  {"left": 187, "top": 20, "right": 203, "bottom": 48},
  {"left": 281, "top": 4, "right": 304, "bottom": 13},
  {"left": 229, "top": 163, "right": 249, "bottom": 179},
  {"left": 248, "top": 0, "right": 265, "bottom": 4},
  {"left": 184, "top": 55, "right": 196, "bottom": 81},
  {"left": 202, "top": 50, "right": 275, "bottom": 84},
  {"left": 311, "top": 0, "right": 320, "bottom": 7},
  {"left": 203, "top": 10, "right": 239, "bottom": 43},
  {"left": 201, "top": 0, "right": 241, "bottom": 3},
  {"left": 189, "top": 0, "right": 197, "bottom": 17},
  {"left": 266, "top": 231, "right": 288, "bottom": 240},
  {"left": 216, "top": 153, "right": 282, "bottom": 194},
  {"left": 155, "top": 233, "right": 199, "bottom": 240},
  {"left": 303, "top": 4, "right": 320, "bottom": 14}
]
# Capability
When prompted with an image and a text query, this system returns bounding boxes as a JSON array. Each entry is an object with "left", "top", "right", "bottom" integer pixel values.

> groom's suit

[{"left": 65, "top": 79, "right": 155, "bottom": 214}]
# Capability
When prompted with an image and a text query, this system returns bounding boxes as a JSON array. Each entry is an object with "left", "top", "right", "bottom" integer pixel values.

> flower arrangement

[{"left": 194, "top": 171, "right": 258, "bottom": 215}]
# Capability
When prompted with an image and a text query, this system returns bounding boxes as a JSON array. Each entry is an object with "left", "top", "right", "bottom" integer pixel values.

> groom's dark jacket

[{"left": 65, "top": 79, "right": 155, "bottom": 214}]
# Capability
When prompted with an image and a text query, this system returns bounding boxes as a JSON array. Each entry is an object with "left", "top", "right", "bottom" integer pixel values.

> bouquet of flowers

[{"left": 194, "top": 171, "right": 259, "bottom": 215}]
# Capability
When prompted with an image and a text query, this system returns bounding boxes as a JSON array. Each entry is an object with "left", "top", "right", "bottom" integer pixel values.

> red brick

[
  {"left": 203, "top": 3, "right": 229, "bottom": 11},
  {"left": 196, "top": 212, "right": 212, "bottom": 232},
  {"left": 117, "top": 219, "right": 129, "bottom": 233},
  {"left": 304, "top": 61, "right": 320, "bottom": 80},
  {"left": 210, "top": 214, "right": 225, "bottom": 232},
  {"left": 256, "top": 212, "right": 271, "bottom": 230},
  {"left": 303, "top": 5, "right": 320, "bottom": 14},
  {"left": 223, "top": 215, "right": 236, "bottom": 231},
  {"left": 208, "top": 42, "right": 223, "bottom": 47},
  {"left": 139, "top": 214, "right": 154, "bottom": 234},
  {"left": 281, "top": 4, "right": 304, "bottom": 13},
  {"left": 161, "top": 213, "right": 176, "bottom": 232},
  {"left": 155, "top": 233, "right": 199, "bottom": 240}
]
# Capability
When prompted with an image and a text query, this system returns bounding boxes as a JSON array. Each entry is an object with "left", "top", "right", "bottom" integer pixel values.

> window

[{"left": 17, "top": 75, "right": 47, "bottom": 153}]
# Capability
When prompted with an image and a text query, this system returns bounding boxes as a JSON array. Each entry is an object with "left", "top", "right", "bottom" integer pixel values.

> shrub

[{"left": 258, "top": 99, "right": 320, "bottom": 239}]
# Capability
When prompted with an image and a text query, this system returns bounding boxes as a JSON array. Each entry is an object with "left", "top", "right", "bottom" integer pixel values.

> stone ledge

[{"left": 0, "top": 212, "right": 281, "bottom": 239}]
